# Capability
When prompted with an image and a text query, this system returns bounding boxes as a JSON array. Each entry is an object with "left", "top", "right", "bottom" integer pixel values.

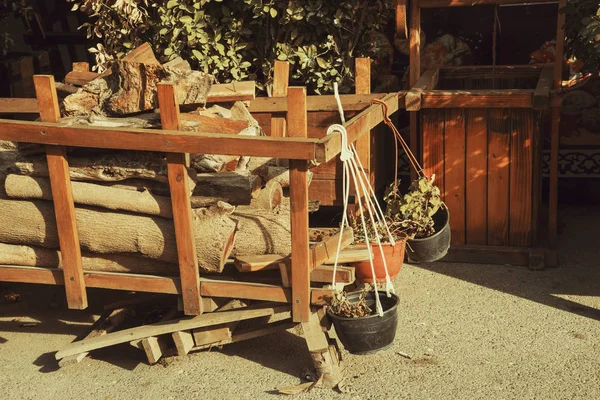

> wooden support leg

[
  {"left": 157, "top": 83, "right": 203, "bottom": 316},
  {"left": 300, "top": 309, "right": 344, "bottom": 388},
  {"left": 34, "top": 75, "right": 87, "bottom": 310},
  {"left": 270, "top": 60, "right": 289, "bottom": 137}
]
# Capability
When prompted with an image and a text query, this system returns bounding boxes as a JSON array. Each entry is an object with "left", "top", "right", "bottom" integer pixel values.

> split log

[
  {"left": 250, "top": 180, "right": 283, "bottom": 211},
  {"left": 63, "top": 60, "right": 213, "bottom": 116},
  {"left": 230, "top": 203, "right": 291, "bottom": 257},
  {"left": 0, "top": 242, "right": 178, "bottom": 275},
  {"left": 192, "top": 171, "right": 261, "bottom": 205},
  {"left": 0, "top": 199, "right": 236, "bottom": 273},
  {"left": 5, "top": 174, "right": 173, "bottom": 218},
  {"left": 3, "top": 151, "right": 197, "bottom": 186}
]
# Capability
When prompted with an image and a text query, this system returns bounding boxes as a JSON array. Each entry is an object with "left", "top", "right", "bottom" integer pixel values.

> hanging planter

[
  {"left": 353, "top": 233, "right": 408, "bottom": 283},
  {"left": 406, "top": 206, "right": 451, "bottom": 262},
  {"left": 327, "top": 290, "right": 399, "bottom": 355}
]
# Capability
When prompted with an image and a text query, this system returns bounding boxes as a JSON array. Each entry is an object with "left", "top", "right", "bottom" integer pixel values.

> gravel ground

[{"left": 0, "top": 205, "right": 598, "bottom": 400}]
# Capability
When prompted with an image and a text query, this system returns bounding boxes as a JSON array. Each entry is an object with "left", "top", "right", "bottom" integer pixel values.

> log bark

[
  {"left": 0, "top": 199, "right": 236, "bottom": 273},
  {"left": 63, "top": 60, "right": 213, "bottom": 116},
  {"left": 230, "top": 202, "right": 291, "bottom": 257},
  {"left": 0, "top": 242, "right": 178, "bottom": 275},
  {"left": 192, "top": 171, "right": 261, "bottom": 204},
  {"left": 5, "top": 174, "right": 174, "bottom": 218},
  {"left": 250, "top": 180, "right": 283, "bottom": 212},
  {"left": 3, "top": 151, "right": 197, "bottom": 187}
]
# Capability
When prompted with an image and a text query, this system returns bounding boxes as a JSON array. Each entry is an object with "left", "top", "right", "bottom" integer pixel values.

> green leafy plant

[
  {"left": 563, "top": 0, "right": 600, "bottom": 75},
  {"left": 384, "top": 175, "right": 442, "bottom": 239},
  {"left": 68, "top": 0, "right": 394, "bottom": 93}
]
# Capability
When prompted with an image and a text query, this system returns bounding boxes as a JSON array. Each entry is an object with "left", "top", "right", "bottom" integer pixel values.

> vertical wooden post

[
  {"left": 287, "top": 86, "right": 310, "bottom": 323},
  {"left": 34, "top": 75, "right": 87, "bottom": 309},
  {"left": 549, "top": 0, "right": 566, "bottom": 255},
  {"left": 354, "top": 58, "right": 372, "bottom": 186},
  {"left": 409, "top": 0, "right": 421, "bottom": 182},
  {"left": 157, "top": 83, "right": 203, "bottom": 316},
  {"left": 271, "top": 60, "right": 290, "bottom": 137}
]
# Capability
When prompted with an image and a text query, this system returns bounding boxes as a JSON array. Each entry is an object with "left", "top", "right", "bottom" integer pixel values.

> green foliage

[
  {"left": 68, "top": 0, "right": 393, "bottom": 93},
  {"left": 384, "top": 176, "right": 442, "bottom": 239},
  {"left": 563, "top": 0, "right": 600, "bottom": 75},
  {"left": 0, "top": 0, "right": 34, "bottom": 56}
]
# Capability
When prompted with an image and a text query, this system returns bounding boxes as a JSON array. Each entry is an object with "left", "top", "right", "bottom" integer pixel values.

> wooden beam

[
  {"left": 158, "top": 83, "right": 203, "bottom": 316},
  {"left": 179, "top": 113, "right": 250, "bottom": 134},
  {"left": 322, "top": 246, "right": 370, "bottom": 264},
  {"left": 0, "top": 98, "right": 39, "bottom": 114},
  {"left": 287, "top": 87, "right": 311, "bottom": 323},
  {"left": 271, "top": 60, "right": 289, "bottom": 137},
  {"left": 316, "top": 92, "right": 399, "bottom": 163},
  {"left": 64, "top": 71, "right": 99, "bottom": 86},
  {"left": 396, "top": 0, "right": 408, "bottom": 39},
  {"left": 247, "top": 93, "right": 387, "bottom": 113},
  {"left": 420, "top": 90, "right": 534, "bottom": 109},
  {"left": 419, "top": 0, "right": 555, "bottom": 7},
  {"left": 406, "top": 67, "right": 440, "bottom": 111},
  {"left": 533, "top": 63, "right": 554, "bottom": 110},
  {"left": 172, "top": 331, "right": 195, "bottom": 356},
  {"left": 310, "top": 266, "right": 355, "bottom": 284},
  {"left": 234, "top": 255, "right": 289, "bottom": 272},
  {"left": 207, "top": 81, "right": 255, "bottom": 102},
  {"left": 34, "top": 75, "right": 87, "bottom": 310},
  {"left": 354, "top": 57, "right": 373, "bottom": 188},
  {"left": 0, "top": 118, "right": 318, "bottom": 160}
]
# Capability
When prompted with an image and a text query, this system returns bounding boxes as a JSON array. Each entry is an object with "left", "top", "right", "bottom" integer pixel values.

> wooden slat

[
  {"left": 465, "top": 109, "right": 488, "bottom": 245},
  {"left": 396, "top": 0, "right": 408, "bottom": 39},
  {"left": 234, "top": 255, "right": 288, "bottom": 272},
  {"left": 192, "top": 325, "right": 232, "bottom": 346},
  {"left": 406, "top": 67, "right": 440, "bottom": 111},
  {"left": 487, "top": 109, "right": 510, "bottom": 246},
  {"left": 55, "top": 304, "right": 291, "bottom": 360},
  {"left": 172, "top": 331, "right": 195, "bottom": 356},
  {"left": 207, "top": 81, "right": 256, "bottom": 103},
  {"left": 247, "top": 93, "right": 386, "bottom": 113},
  {"left": 179, "top": 113, "right": 249, "bottom": 134},
  {"left": 309, "top": 266, "right": 355, "bottom": 284},
  {"left": 419, "top": 0, "right": 554, "bottom": 7},
  {"left": 421, "top": 110, "right": 445, "bottom": 198},
  {"left": 64, "top": 71, "right": 99, "bottom": 86},
  {"left": 354, "top": 58, "right": 372, "bottom": 187},
  {"left": 0, "top": 98, "right": 38, "bottom": 114},
  {"left": 0, "top": 118, "right": 318, "bottom": 160},
  {"left": 200, "top": 278, "right": 292, "bottom": 303},
  {"left": 34, "top": 75, "right": 87, "bottom": 310},
  {"left": 310, "top": 229, "right": 354, "bottom": 269},
  {"left": 287, "top": 86, "right": 311, "bottom": 323},
  {"left": 532, "top": 63, "right": 554, "bottom": 110},
  {"left": 316, "top": 92, "right": 399, "bottom": 163},
  {"left": 444, "top": 109, "right": 466, "bottom": 245},
  {"left": 509, "top": 109, "right": 533, "bottom": 247},
  {"left": 323, "top": 247, "right": 370, "bottom": 264},
  {"left": 270, "top": 60, "right": 289, "bottom": 137},
  {"left": 158, "top": 83, "right": 202, "bottom": 316},
  {"left": 420, "top": 90, "right": 534, "bottom": 109},
  {"left": 308, "top": 178, "right": 342, "bottom": 206}
]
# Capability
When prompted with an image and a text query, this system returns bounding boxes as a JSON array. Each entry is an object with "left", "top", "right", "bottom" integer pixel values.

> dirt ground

[{"left": 0, "top": 205, "right": 599, "bottom": 400}]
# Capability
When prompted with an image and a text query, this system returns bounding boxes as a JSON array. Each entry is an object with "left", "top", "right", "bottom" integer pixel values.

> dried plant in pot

[
  {"left": 384, "top": 175, "right": 450, "bottom": 262},
  {"left": 326, "top": 289, "right": 399, "bottom": 355}
]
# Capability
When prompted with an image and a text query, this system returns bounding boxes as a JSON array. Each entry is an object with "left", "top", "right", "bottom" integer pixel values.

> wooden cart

[{"left": 0, "top": 73, "right": 399, "bottom": 377}]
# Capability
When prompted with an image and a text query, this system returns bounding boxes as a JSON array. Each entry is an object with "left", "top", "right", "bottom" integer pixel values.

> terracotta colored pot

[{"left": 353, "top": 235, "right": 407, "bottom": 283}]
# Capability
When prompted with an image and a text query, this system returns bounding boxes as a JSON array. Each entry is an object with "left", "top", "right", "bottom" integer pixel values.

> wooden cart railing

[{"left": 0, "top": 75, "right": 399, "bottom": 323}]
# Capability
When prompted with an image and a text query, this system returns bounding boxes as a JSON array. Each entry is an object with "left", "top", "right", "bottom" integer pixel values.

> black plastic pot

[
  {"left": 406, "top": 207, "right": 451, "bottom": 263},
  {"left": 327, "top": 291, "right": 399, "bottom": 355}
]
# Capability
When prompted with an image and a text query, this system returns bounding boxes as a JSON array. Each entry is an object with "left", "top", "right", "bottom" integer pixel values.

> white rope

[{"left": 329, "top": 83, "right": 397, "bottom": 316}]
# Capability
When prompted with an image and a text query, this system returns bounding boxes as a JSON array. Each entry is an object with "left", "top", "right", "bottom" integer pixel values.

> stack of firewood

[{"left": 0, "top": 44, "right": 311, "bottom": 276}]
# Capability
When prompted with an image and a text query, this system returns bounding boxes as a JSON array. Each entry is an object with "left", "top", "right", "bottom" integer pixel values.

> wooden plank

[
  {"left": 192, "top": 325, "right": 232, "bottom": 346},
  {"left": 406, "top": 67, "right": 440, "bottom": 111},
  {"left": 396, "top": 0, "right": 408, "bottom": 39},
  {"left": 509, "top": 109, "right": 533, "bottom": 247},
  {"left": 65, "top": 71, "right": 99, "bottom": 86},
  {"left": 323, "top": 247, "right": 370, "bottom": 264},
  {"left": 310, "top": 266, "right": 355, "bottom": 284},
  {"left": 0, "top": 119, "right": 318, "bottom": 160},
  {"left": 487, "top": 108, "right": 510, "bottom": 246},
  {"left": 532, "top": 63, "right": 554, "bottom": 110},
  {"left": 421, "top": 110, "right": 445, "bottom": 197},
  {"left": 247, "top": 93, "right": 386, "bottom": 113},
  {"left": 420, "top": 90, "right": 534, "bottom": 109},
  {"left": 419, "top": 0, "right": 553, "bottom": 7},
  {"left": 172, "top": 331, "right": 195, "bottom": 356},
  {"left": 310, "top": 229, "right": 354, "bottom": 269},
  {"left": 0, "top": 98, "right": 38, "bottom": 114},
  {"left": 158, "top": 83, "right": 202, "bottom": 316},
  {"left": 55, "top": 304, "right": 291, "bottom": 360},
  {"left": 270, "top": 60, "right": 289, "bottom": 137},
  {"left": 234, "top": 255, "right": 288, "bottom": 272},
  {"left": 444, "top": 109, "right": 466, "bottom": 245},
  {"left": 34, "top": 75, "right": 87, "bottom": 310},
  {"left": 179, "top": 113, "right": 250, "bottom": 135},
  {"left": 316, "top": 92, "right": 399, "bottom": 163},
  {"left": 200, "top": 278, "right": 291, "bottom": 303},
  {"left": 439, "top": 65, "right": 543, "bottom": 80},
  {"left": 465, "top": 109, "right": 488, "bottom": 245},
  {"left": 287, "top": 86, "right": 310, "bottom": 323},
  {"left": 72, "top": 62, "right": 89, "bottom": 72},
  {"left": 141, "top": 337, "right": 170, "bottom": 364},
  {"left": 207, "top": 81, "right": 255, "bottom": 102},
  {"left": 308, "top": 179, "right": 341, "bottom": 206},
  {"left": 354, "top": 58, "right": 372, "bottom": 186}
]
